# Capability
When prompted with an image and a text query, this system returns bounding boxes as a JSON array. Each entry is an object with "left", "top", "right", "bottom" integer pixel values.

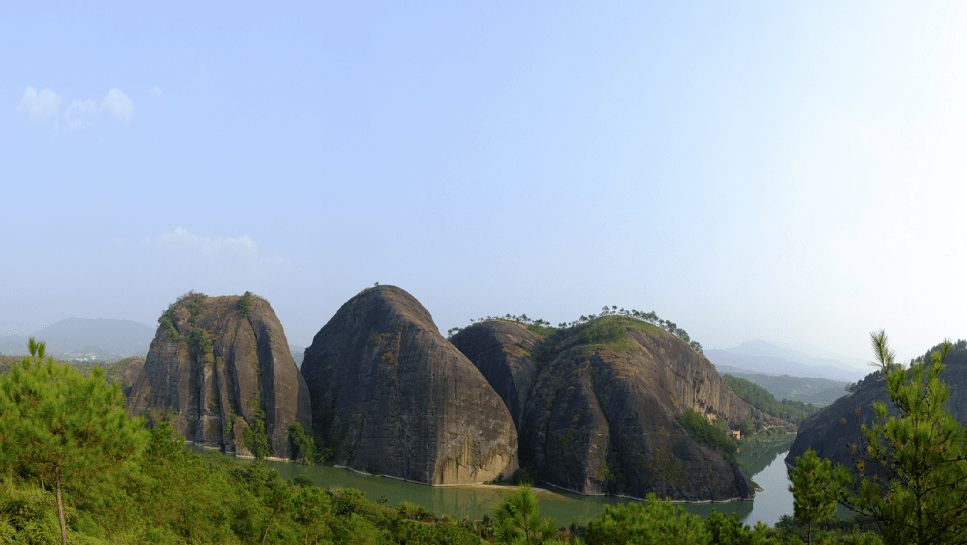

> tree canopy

[
  {"left": 828, "top": 331, "right": 967, "bottom": 544},
  {"left": 0, "top": 338, "right": 149, "bottom": 545}
]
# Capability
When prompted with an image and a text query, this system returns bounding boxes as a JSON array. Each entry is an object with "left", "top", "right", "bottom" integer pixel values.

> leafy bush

[
  {"left": 243, "top": 393, "right": 273, "bottom": 459},
  {"left": 679, "top": 409, "right": 737, "bottom": 458},
  {"left": 238, "top": 291, "right": 254, "bottom": 320},
  {"left": 186, "top": 294, "right": 207, "bottom": 326},
  {"left": 187, "top": 328, "right": 213, "bottom": 360},
  {"left": 287, "top": 422, "right": 316, "bottom": 463}
]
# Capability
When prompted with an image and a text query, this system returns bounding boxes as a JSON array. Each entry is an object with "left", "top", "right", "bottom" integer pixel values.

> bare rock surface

[
  {"left": 452, "top": 317, "right": 770, "bottom": 501},
  {"left": 126, "top": 293, "right": 311, "bottom": 458},
  {"left": 446, "top": 320, "right": 541, "bottom": 429},
  {"left": 301, "top": 285, "right": 517, "bottom": 484}
]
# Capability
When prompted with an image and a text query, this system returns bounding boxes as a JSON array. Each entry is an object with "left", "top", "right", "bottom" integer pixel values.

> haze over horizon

[{"left": 3, "top": 2, "right": 966, "bottom": 364}]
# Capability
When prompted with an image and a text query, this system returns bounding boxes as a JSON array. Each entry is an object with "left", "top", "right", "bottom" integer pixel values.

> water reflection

[
  {"left": 736, "top": 450, "right": 794, "bottom": 527},
  {"left": 195, "top": 446, "right": 792, "bottom": 527}
]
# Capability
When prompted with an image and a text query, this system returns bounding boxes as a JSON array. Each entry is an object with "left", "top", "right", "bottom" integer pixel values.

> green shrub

[
  {"left": 679, "top": 409, "right": 737, "bottom": 458},
  {"left": 287, "top": 422, "right": 316, "bottom": 463},
  {"left": 188, "top": 328, "right": 213, "bottom": 360},
  {"left": 238, "top": 291, "right": 254, "bottom": 320},
  {"left": 243, "top": 393, "right": 272, "bottom": 459}
]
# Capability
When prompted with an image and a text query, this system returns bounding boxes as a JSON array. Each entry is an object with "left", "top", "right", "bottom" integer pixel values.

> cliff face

[
  {"left": 452, "top": 317, "right": 766, "bottom": 501},
  {"left": 301, "top": 285, "right": 517, "bottom": 484},
  {"left": 446, "top": 320, "right": 541, "bottom": 429},
  {"left": 126, "top": 293, "right": 311, "bottom": 458}
]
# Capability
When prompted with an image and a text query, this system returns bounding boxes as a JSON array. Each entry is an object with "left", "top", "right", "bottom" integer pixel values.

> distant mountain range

[
  {"left": 706, "top": 339, "right": 870, "bottom": 383},
  {"left": 0, "top": 318, "right": 155, "bottom": 362},
  {"left": 289, "top": 344, "right": 304, "bottom": 368}
]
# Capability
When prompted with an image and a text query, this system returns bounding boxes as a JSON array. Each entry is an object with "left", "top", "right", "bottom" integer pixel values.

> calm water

[{"left": 201, "top": 447, "right": 794, "bottom": 527}]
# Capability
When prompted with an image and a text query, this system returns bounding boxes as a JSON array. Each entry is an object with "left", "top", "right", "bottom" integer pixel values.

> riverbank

[{"left": 186, "top": 444, "right": 795, "bottom": 527}]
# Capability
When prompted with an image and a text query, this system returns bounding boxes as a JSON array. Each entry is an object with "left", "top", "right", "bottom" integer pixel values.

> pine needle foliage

[
  {"left": 0, "top": 338, "right": 149, "bottom": 545},
  {"left": 828, "top": 330, "right": 967, "bottom": 545},
  {"left": 788, "top": 448, "right": 838, "bottom": 545},
  {"left": 492, "top": 485, "right": 558, "bottom": 545}
]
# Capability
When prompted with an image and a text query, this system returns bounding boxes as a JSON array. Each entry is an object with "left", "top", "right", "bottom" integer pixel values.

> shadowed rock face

[
  {"left": 453, "top": 318, "right": 767, "bottom": 501},
  {"left": 785, "top": 370, "right": 888, "bottom": 472},
  {"left": 301, "top": 285, "right": 517, "bottom": 484},
  {"left": 446, "top": 321, "right": 541, "bottom": 429},
  {"left": 126, "top": 294, "right": 311, "bottom": 458},
  {"left": 787, "top": 348, "right": 967, "bottom": 471}
]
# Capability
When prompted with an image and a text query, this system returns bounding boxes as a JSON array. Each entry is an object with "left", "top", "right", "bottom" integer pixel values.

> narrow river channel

[{"left": 241, "top": 449, "right": 795, "bottom": 528}]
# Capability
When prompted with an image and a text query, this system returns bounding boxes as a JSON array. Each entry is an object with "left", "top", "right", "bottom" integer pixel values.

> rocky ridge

[
  {"left": 451, "top": 317, "right": 782, "bottom": 501},
  {"left": 126, "top": 293, "right": 311, "bottom": 458},
  {"left": 301, "top": 285, "right": 518, "bottom": 485}
]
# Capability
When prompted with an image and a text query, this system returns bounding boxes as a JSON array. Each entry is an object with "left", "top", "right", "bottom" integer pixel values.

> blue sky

[{"left": 3, "top": 2, "right": 966, "bottom": 364}]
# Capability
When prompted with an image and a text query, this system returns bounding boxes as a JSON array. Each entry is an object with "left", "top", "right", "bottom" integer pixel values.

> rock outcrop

[
  {"left": 446, "top": 320, "right": 541, "bottom": 429},
  {"left": 127, "top": 293, "right": 311, "bottom": 458},
  {"left": 452, "top": 317, "right": 772, "bottom": 501},
  {"left": 301, "top": 285, "right": 517, "bottom": 484}
]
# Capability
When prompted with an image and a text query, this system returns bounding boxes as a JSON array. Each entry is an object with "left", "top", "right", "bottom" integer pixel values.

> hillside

[
  {"left": 0, "top": 318, "right": 154, "bottom": 361},
  {"left": 719, "top": 370, "right": 849, "bottom": 406},
  {"left": 722, "top": 374, "right": 821, "bottom": 424},
  {"left": 452, "top": 315, "right": 794, "bottom": 501}
]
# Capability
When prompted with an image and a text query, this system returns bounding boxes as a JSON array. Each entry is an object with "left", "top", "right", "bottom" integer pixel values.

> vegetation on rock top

[{"left": 448, "top": 306, "right": 704, "bottom": 354}]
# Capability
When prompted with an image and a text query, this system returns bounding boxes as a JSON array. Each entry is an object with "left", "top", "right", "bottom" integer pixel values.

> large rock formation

[
  {"left": 446, "top": 320, "right": 541, "bottom": 429},
  {"left": 301, "top": 285, "right": 517, "bottom": 484},
  {"left": 452, "top": 317, "right": 777, "bottom": 501},
  {"left": 127, "top": 293, "right": 311, "bottom": 458}
]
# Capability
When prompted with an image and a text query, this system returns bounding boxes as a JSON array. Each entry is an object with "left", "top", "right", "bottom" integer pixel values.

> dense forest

[
  {"left": 723, "top": 375, "right": 821, "bottom": 424},
  {"left": 722, "top": 371, "right": 849, "bottom": 406}
]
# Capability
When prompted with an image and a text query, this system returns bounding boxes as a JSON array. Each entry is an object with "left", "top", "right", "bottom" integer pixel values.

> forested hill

[
  {"left": 717, "top": 370, "right": 849, "bottom": 406},
  {"left": 723, "top": 374, "right": 820, "bottom": 424}
]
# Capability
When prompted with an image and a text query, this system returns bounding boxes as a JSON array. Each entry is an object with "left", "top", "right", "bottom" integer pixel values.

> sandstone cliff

[
  {"left": 126, "top": 293, "right": 311, "bottom": 458},
  {"left": 452, "top": 317, "right": 771, "bottom": 501},
  {"left": 301, "top": 285, "right": 517, "bottom": 484}
]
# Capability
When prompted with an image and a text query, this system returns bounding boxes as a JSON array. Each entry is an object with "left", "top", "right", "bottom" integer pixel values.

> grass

[{"left": 562, "top": 316, "right": 664, "bottom": 354}]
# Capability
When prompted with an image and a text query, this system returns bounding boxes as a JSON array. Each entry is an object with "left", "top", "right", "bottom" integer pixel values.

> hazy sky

[{"left": 3, "top": 2, "right": 966, "bottom": 364}]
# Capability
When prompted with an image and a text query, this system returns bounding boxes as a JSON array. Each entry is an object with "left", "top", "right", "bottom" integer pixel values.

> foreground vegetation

[
  {"left": 786, "top": 332, "right": 967, "bottom": 545},
  {"left": 0, "top": 337, "right": 891, "bottom": 544}
]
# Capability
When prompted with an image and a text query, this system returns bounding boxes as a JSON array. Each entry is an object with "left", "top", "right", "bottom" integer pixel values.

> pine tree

[
  {"left": 492, "top": 485, "right": 558, "bottom": 545},
  {"left": 830, "top": 330, "right": 967, "bottom": 545},
  {"left": 788, "top": 448, "right": 838, "bottom": 544},
  {"left": 0, "top": 338, "right": 149, "bottom": 545}
]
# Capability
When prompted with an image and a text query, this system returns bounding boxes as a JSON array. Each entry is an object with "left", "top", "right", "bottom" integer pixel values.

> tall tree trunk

[
  {"left": 261, "top": 512, "right": 276, "bottom": 545},
  {"left": 56, "top": 465, "right": 67, "bottom": 545}
]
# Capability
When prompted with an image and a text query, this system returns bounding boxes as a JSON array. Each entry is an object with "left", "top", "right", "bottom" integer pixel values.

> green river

[{"left": 197, "top": 446, "right": 794, "bottom": 527}]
